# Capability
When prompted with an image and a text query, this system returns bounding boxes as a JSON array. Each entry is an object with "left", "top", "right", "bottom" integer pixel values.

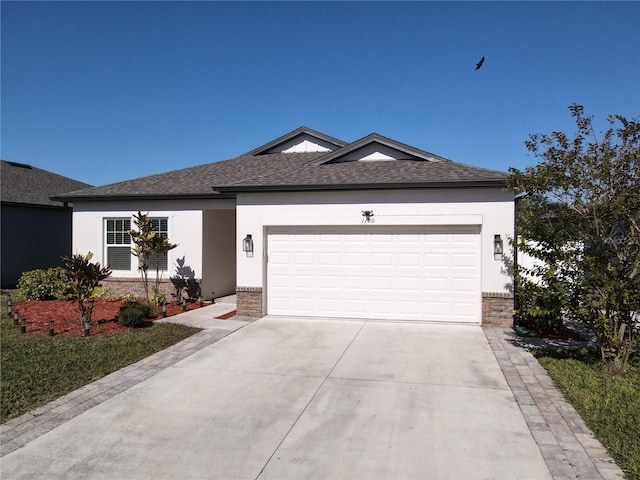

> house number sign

[{"left": 361, "top": 210, "right": 375, "bottom": 223}]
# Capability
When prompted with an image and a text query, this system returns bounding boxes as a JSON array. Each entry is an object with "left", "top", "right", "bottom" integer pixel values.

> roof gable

[
  {"left": 245, "top": 126, "right": 347, "bottom": 156},
  {"left": 309, "top": 133, "right": 450, "bottom": 165}
]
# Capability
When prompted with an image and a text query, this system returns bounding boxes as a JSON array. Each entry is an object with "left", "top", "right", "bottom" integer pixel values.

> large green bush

[
  {"left": 117, "top": 301, "right": 151, "bottom": 328},
  {"left": 515, "top": 270, "right": 565, "bottom": 333},
  {"left": 17, "top": 268, "right": 68, "bottom": 300}
]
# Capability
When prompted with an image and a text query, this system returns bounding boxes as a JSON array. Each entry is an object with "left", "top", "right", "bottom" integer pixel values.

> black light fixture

[
  {"left": 49, "top": 319, "right": 55, "bottom": 337},
  {"left": 182, "top": 297, "right": 187, "bottom": 312},
  {"left": 13, "top": 311, "right": 19, "bottom": 325},
  {"left": 6, "top": 296, "right": 12, "bottom": 316},
  {"left": 211, "top": 291, "right": 216, "bottom": 304},
  {"left": 83, "top": 315, "right": 91, "bottom": 337},
  {"left": 162, "top": 301, "right": 167, "bottom": 318},
  {"left": 494, "top": 234, "right": 504, "bottom": 259},
  {"left": 199, "top": 295, "right": 204, "bottom": 308},
  {"left": 242, "top": 234, "right": 254, "bottom": 254}
]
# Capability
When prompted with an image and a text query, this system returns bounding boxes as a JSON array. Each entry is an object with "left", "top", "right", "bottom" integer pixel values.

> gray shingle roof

[
  {"left": 213, "top": 157, "right": 507, "bottom": 192},
  {"left": 54, "top": 153, "right": 328, "bottom": 200},
  {"left": 1, "top": 160, "right": 92, "bottom": 207},
  {"left": 54, "top": 128, "right": 509, "bottom": 201}
]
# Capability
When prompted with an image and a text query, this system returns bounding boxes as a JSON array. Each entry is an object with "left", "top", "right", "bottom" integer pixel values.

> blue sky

[{"left": 2, "top": 1, "right": 639, "bottom": 187}]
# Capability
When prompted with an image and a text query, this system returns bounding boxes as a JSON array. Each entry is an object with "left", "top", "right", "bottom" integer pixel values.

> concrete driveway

[{"left": 1, "top": 317, "right": 552, "bottom": 479}]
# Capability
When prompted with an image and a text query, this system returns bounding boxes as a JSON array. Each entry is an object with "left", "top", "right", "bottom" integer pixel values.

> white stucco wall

[
  {"left": 202, "top": 209, "right": 236, "bottom": 298},
  {"left": 236, "top": 188, "right": 514, "bottom": 294},
  {"left": 72, "top": 199, "right": 234, "bottom": 280}
]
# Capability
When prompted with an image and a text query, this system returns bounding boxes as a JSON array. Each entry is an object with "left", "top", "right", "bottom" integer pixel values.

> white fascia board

[{"left": 260, "top": 214, "right": 483, "bottom": 226}]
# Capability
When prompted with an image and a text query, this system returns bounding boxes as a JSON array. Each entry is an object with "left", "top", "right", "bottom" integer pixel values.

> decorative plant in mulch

[
  {"left": 8, "top": 299, "right": 209, "bottom": 337},
  {"left": 61, "top": 252, "right": 112, "bottom": 329}
]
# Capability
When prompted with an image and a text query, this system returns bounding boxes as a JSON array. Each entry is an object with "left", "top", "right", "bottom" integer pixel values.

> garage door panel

[
  {"left": 345, "top": 253, "right": 367, "bottom": 266},
  {"left": 424, "top": 280, "right": 449, "bottom": 291},
  {"left": 424, "top": 253, "right": 448, "bottom": 266},
  {"left": 344, "top": 299, "right": 368, "bottom": 314},
  {"left": 319, "top": 252, "right": 341, "bottom": 265},
  {"left": 371, "top": 299, "right": 393, "bottom": 312},
  {"left": 294, "top": 275, "right": 315, "bottom": 288},
  {"left": 267, "top": 227, "right": 480, "bottom": 323},
  {"left": 370, "top": 252, "right": 393, "bottom": 266},
  {"left": 318, "top": 275, "right": 341, "bottom": 288},
  {"left": 452, "top": 278, "right": 477, "bottom": 292},
  {"left": 453, "top": 253, "right": 477, "bottom": 266},
  {"left": 396, "top": 276, "right": 420, "bottom": 291},
  {"left": 370, "top": 276, "right": 393, "bottom": 290},
  {"left": 398, "top": 253, "right": 420, "bottom": 266}
]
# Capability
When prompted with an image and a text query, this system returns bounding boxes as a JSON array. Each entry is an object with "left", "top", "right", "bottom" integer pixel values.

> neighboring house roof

[
  {"left": 55, "top": 128, "right": 509, "bottom": 202},
  {"left": 1, "top": 160, "right": 92, "bottom": 207}
]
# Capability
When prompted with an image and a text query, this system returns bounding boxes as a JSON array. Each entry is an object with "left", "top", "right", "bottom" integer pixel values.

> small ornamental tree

[
  {"left": 61, "top": 252, "right": 112, "bottom": 327},
  {"left": 129, "top": 211, "right": 178, "bottom": 307},
  {"left": 508, "top": 104, "right": 639, "bottom": 373}
]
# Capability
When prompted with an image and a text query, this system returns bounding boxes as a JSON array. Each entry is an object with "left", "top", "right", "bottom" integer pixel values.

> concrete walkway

[{"left": 0, "top": 314, "right": 624, "bottom": 480}]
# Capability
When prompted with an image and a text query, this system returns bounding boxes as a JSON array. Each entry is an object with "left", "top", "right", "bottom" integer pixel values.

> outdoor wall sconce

[
  {"left": 494, "top": 234, "right": 504, "bottom": 260},
  {"left": 243, "top": 234, "right": 254, "bottom": 257}
]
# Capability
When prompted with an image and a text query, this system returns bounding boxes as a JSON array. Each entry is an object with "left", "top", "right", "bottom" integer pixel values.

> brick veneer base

[
  {"left": 482, "top": 292, "right": 514, "bottom": 327},
  {"left": 237, "top": 287, "right": 512, "bottom": 326},
  {"left": 103, "top": 277, "right": 194, "bottom": 301},
  {"left": 237, "top": 287, "right": 263, "bottom": 318}
]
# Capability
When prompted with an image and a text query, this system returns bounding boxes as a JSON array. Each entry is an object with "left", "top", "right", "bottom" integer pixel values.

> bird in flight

[{"left": 475, "top": 56, "right": 485, "bottom": 70}]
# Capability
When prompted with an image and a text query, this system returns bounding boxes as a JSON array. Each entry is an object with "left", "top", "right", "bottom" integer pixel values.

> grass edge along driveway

[
  {"left": 535, "top": 349, "right": 640, "bottom": 480},
  {"left": 1, "top": 292, "right": 200, "bottom": 422}
]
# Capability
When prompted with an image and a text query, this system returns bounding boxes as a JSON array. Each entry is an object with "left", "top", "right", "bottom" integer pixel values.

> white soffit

[
  {"left": 266, "top": 134, "right": 337, "bottom": 154},
  {"left": 338, "top": 143, "right": 414, "bottom": 162}
]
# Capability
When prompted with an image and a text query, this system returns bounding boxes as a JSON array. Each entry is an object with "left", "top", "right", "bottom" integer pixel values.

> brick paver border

[
  {"left": 0, "top": 328, "right": 237, "bottom": 457},
  {"left": 1, "top": 321, "right": 627, "bottom": 480},
  {"left": 484, "top": 327, "right": 624, "bottom": 480}
]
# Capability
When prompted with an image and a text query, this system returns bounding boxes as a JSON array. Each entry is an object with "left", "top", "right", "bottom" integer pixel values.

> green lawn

[
  {"left": 534, "top": 349, "right": 640, "bottom": 480},
  {"left": 1, "top": 290, "right": 201, "bottom": 423}
]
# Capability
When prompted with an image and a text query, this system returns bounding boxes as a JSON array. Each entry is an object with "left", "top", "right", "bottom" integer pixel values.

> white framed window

[
  {"left": 149, "top": 217, "right": 169, "bottom": 271},
  {"left": 105, "top": 218, "right": 132, "bottom": 271},
  {"left": 104, "top": 216, "right": 170, "bottom": 272}
]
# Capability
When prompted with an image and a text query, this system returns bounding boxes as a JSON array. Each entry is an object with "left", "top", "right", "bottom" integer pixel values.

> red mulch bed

[
  {"left": 216, "top": 310, "right": 237, "bottom": 320},
  {"left": 8, "top": 299, "right": 215, "bottom": 338}
]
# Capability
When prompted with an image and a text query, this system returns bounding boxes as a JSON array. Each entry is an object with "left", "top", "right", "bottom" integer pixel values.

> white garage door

[{"left": 266, "top": 226, "right": 481, "bottom": 323}]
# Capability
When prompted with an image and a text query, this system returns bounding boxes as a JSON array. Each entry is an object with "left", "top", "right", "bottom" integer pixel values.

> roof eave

[
  {"left": 53, "top": 192, "right": 236, "bottom": 202},
  {"left": 1, "top": 200, "right": 71, "bottom": 210},
  {"left": 213, "top": 179, "right": 509, "bottom": 194}
]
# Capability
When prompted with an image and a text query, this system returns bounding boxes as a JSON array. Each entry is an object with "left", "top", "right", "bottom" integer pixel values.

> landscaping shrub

[
  {"left": 117, "top": 301, "right": 151, "bottom": 327},
  {"left": 17, "top": 268, "right": 68, "bottom": 300},
  {"left": 515, "top": 274, "right": 565, "bottom": 334}
]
